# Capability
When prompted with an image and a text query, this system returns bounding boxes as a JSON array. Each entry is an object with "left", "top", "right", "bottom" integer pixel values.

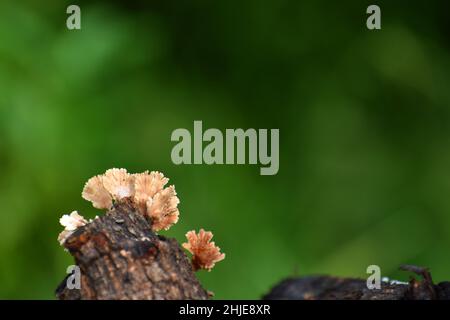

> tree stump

[{"left": 56, "top": 200, "right": 208, "bottom": 300}]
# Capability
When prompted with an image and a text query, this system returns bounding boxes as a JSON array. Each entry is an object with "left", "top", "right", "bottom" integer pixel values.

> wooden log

[
  {"left": 263, "top": 266, "right": 450, "bottom": 300},
  {"left": 56, "top": 199, "right": 208, "bottom": 300}
]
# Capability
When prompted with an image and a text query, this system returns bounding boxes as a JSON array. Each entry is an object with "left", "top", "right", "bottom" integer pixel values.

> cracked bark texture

[{"left": 56, "top": 200, "right": 208, "bottom": 300}]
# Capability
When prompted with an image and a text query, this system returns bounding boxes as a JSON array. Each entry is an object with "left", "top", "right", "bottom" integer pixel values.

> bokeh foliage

[{"left": 0, "top": 0, "right": 450, "bottom": 299}]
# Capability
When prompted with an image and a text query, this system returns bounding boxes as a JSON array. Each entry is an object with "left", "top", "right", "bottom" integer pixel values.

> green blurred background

[{"left": 1, "top": 0, "right": 450, "bottom": 299}]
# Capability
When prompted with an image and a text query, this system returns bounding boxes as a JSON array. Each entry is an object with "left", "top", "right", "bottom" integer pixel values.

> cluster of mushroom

[{"left": 58, "top": 168, "right": 225, "bottom": 271}]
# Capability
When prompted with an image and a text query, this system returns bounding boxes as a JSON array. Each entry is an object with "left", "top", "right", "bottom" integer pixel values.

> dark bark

[
  {"left": 56, "top": 199, "right": 208, "bottom": 300},
  {"left": 263, "top": 266, "right": 450, "bottom": 300}
]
